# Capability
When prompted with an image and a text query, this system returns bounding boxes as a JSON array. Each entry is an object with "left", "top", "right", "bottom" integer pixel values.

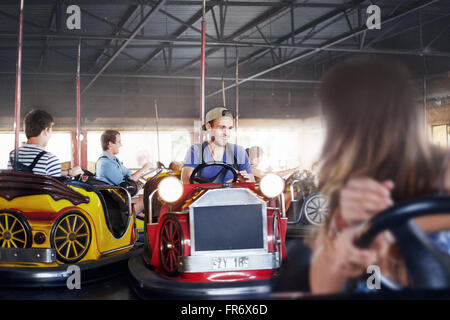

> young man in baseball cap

[{"left": 181, "top": 106, "right": 255, "bottom": 184}]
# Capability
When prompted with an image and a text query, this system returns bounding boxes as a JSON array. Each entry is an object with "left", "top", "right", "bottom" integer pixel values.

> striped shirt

[{"left": 8, "top": 144, "right": 62, "bottom": 177}]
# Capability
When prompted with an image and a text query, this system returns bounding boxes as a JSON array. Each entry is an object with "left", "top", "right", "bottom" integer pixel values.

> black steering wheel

[
  {"left": 119, "top": 175, "right": 139, "bottom": 197},
  {"left": 189, "top": 162, "right": 238, "bottom": 184},
  {"left": 353, "top": 195, "right": 450, "bottom": 290}
]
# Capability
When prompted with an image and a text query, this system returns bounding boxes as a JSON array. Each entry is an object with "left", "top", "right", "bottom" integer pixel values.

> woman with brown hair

[{"left": 309, "top": 57, "right": 450, "bottom": 294}]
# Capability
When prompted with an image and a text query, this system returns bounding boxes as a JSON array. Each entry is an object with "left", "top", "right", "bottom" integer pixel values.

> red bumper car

[{"left": 128, "top": 162, "right": 287, "bottom": 299}]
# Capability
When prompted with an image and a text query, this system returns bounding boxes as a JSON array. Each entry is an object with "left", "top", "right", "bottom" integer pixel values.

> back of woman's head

[
  {"left": 319, "top": 56, "right": 416, "bottom": 139},
  {"left": 318, "top": 56, "right": 437, "bottom": 209}
]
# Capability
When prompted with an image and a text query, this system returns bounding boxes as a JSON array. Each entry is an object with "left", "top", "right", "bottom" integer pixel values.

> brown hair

[
  {"left": 101, "top": 130, "right": 120, "bottom": 151},
  {"left": 317, "top": 57, "right": 441, "bottom": 229},
  {"left": 24, "top": 109, "right": 54, "bottom": 139}
]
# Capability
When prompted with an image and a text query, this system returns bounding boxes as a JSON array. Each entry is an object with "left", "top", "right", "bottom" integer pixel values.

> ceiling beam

[
  {"left": 38, "top": 4, "right": 57, "bottom": 72},
  {"left": 88, "top": 5, "right": 141, "bottom": 72},
  {"left": 206, "top": 0, "right": 442, "bottom": 98},
  {"left": 0, "top": 71, "right": 320, "bottom": 84},
  {"left": 0, "top": 1, "right": 360, "bottom": 7},
  {"left": 81, "top": 0, "right": 168, "bottom": 94},
  {"left": 134, "top": 4, "right": 214, "bottom": 73},
  {"left": 171, "top": 0, "right": 297, "bottom": 75},
  {"left": 2, "top": 34, "right": 450, "bottom": 59},
  {"left": 224, "top": 0, "right": 366, "bottom": 74}
]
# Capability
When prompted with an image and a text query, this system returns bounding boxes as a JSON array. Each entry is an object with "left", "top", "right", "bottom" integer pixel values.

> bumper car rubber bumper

[
  {"left": 0, "top": 244, "right": 143, "bottom": 288},
  {"left": 128, "top": 254, "right": 274, "bottom": 300}
]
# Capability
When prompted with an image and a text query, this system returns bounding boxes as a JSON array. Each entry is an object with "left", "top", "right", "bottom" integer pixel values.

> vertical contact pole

[
  {"left": 235, "top": 47, "right": 239, "bottom": 145},
  {"left": 222, "top": 76, "right": 226, "bottom": 107},
  {"left": 75, "top": 39, "right": 81, "bottom": 167},
  {"left": 423, "top": 76, "right": 427, "bottom": 135},
  {"left": 199, "top": 0, "right": 206, "bottom": 142},
  {"left": 13, "top": 0, "right": 24, "bottom": 169},
  {"left": 154, "top": 99, "right": 161, "bottom": 165}
]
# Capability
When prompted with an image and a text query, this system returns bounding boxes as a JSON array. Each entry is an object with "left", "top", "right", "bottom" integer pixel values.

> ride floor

[{"left": 0, "top": 238, "right": 311, "bottom": 300}]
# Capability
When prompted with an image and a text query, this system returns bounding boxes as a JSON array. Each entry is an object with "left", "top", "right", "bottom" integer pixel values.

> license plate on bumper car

[{"left": 212, "top": 256, "right": 249, "bottom": 270}]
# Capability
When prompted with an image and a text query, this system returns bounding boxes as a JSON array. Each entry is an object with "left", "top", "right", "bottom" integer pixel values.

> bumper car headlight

[
  {"left": 158, "top": 176, "right": 184, "bottom": 203},
  {"left": 260, "top": 173, "right": 285, "bottom": 199}
]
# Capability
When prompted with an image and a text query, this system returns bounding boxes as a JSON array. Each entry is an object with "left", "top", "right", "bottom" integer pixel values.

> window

[
  {"left": 0, "top": 131, "right": 72, "bottom": 169},
  {"left": 431, "top": 125, "right": 448, "bottom": 148},
  {"left": 237, "top": 117, "right": 325, "bottom": 171},
  {"left": 87, "top": 130, "right": 191, "bottom": 170}
]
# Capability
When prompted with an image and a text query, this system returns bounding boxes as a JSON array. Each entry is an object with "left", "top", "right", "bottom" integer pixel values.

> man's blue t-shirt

[
  {"left": 96, "top": 151, "right": 133, "bottom": 185},
  {"left": 183, "top": 142, "right": 252, "bottom": 183}
]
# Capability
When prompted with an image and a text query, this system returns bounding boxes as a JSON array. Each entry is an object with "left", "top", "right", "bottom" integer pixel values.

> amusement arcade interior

[{"left": 0, "top": 0, "right": 450, "bottom": 301}]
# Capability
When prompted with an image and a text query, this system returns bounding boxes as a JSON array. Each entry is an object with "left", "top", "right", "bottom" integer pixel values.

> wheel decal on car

[
  {"left": 0, "top": 212, "right": 29, "bottom": 248},
  {"left": 303, "top": 193, "right": 329, "bottom": 225},
  {"left": 51, "top": 212, "right": 91, "bottom": 263},
  {"left": 159, "top": 216, "right": 183, "bottom": 276}
]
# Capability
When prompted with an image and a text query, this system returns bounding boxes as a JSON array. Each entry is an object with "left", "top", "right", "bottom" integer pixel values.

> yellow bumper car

[{"left": 0, "top": 170, "right": 142, "bottom": 287}]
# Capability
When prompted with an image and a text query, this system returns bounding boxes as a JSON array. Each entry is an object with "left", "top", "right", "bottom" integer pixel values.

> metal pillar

[
  {"left": 13, "top": 0, "right": 24, "bottom": 168},
  {"left": 235, "top": 47, "right": 239, "bottom": 144},
  {"left": 199, "top": 0, "right": 207, "bottom": 140},
  {"left": 75, "top": 39, "right": 81, "bottom": 167}
]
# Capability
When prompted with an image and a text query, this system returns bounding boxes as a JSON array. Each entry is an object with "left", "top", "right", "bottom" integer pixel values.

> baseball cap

[{"left": 202, "top": 107, "right": 233, "bottom": 130}]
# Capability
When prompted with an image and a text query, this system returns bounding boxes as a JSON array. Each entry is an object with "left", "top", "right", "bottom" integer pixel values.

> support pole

[
  {"left": 423, "top": 76, "right": 427, "bottom": 135},
  {"left": 235, "top": 47, "right": 239, "bottom": 144},
  {"left": 222, "top": 76, "right": 226, "bottom": 106},
  {"left": 154, "top": 99, "right": 161, "bottom": 165},
  {"left": 75, "top": 39, "right": 81, "bottom": 167},
  {"left": 13, "top": 0, "right": 24, "bottom": 169},
  {"left": 199, "top": 0, "right": 206, "bottom": 142}
]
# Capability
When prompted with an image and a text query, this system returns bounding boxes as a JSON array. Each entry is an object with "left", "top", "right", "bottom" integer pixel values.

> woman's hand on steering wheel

[
  {"left": 339, "top": 177, "right": 395, "bottom": 225},
  {"left": 330, "top": 226, "right": 378, "bottom": 278}
]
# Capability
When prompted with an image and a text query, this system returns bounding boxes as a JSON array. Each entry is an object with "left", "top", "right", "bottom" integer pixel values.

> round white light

[
  {"left": 158, "top": 176, "right": 184, "bottom": 203},
  {"left": 260, "top": 173, "right": 285, "bottom": 199}
]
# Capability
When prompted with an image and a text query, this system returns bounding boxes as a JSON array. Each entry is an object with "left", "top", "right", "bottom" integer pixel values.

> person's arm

[
  {"left": 238, "top": 170, "right": 255, "bottom": 182},
  {"left": 181, "top": 145, "right": 198, "bottom": 184},
  {"left": 340, "top": 176, "right": 450, "bottom": 231},
  {"left": 273, "top": 167, "right": 299, "bottom": 178},
  {"left": 310, "top": 177, "right": 393, "bottom": 294},
  {"left": 310, "top": 223, "right": 377, "bottom": 295},
  {"left": 181, "top": 166, "right": 195, "bottom": 184},
  {"left": 414, "top": 160, "right": 450, "bottom": 232},
  {"left": 131, "top": 162, "right": 152, "bottom": 181},
  {"left": 46, "top": 153, "right": 62, "bottom": 177},
  {"left": 237, "top": 148, "right": 255, "bottom": 182},
  {"left": 251, "top": 166, "right": 266, "bottom": 180},
  {"left": 61, "top": 167, "right": 83, "bottom": 177},
  {"left": 339, "top": 177, "right": 394, "bottom": 225},
  {"left": 415, "top": 216, "right": 450, "bottom": 232},
  {"left": 414, "top": 161, "right": 450, "bottom": 232}
]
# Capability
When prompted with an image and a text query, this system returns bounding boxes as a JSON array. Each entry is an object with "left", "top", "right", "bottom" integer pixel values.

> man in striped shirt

[{"left": 8, "top": 109, "right": 82, "bottom": 177}]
